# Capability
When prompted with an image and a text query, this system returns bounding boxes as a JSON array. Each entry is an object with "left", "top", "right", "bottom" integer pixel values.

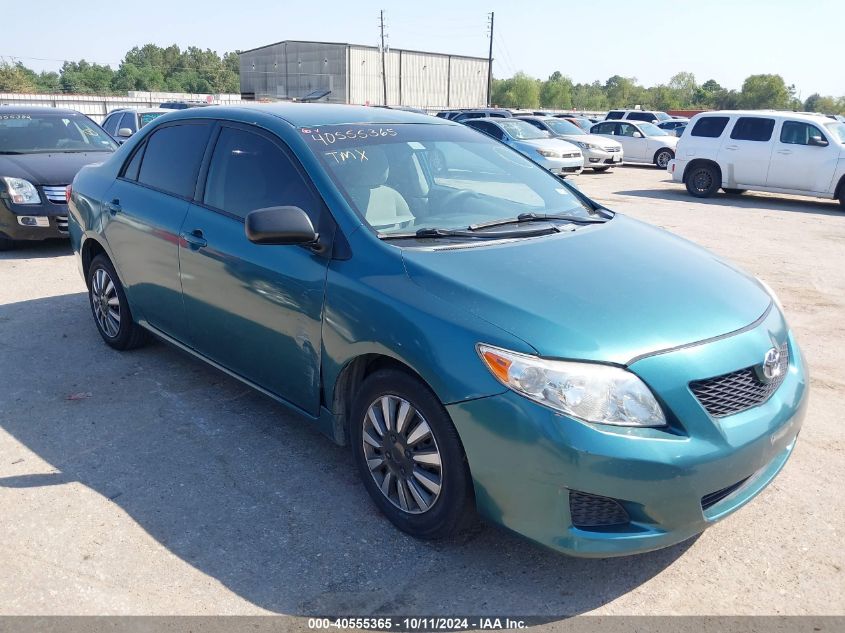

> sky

[{"left": 1, "top": 0, "right": 841, "bottom": 98}]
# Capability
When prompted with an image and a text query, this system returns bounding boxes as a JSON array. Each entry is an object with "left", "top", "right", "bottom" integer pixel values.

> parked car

[
  {"left": 517, "top": 116, "right": 623, "bottom": 171},
  {"left": 463, "top": 117, "right": 583, "bottom": 175},
  {"left": 101, "top": 107, "right": 171, "bottom": 144},
  {"left": 670, "top": 124, "right": 688, "bottom": 137},
  {"left": 452, "top": 109, "right": 513, "bottom": 122},
  {"left": 605, "top": 109, "right": 673, "bottom": 123},
  {"left": 670, "top": 110, "right": 845, "bottom": 206},
  {"left": 591, "top": 120, "right": 678, "bottom": 168},
  {"left": 159, "top": 101, "right": 210, "bottom": 110},
  {"left": 657, "top": 118, "right": 689, "bottom": 133},
  {"left": 68, "top": 104, "right": 806, "bottom": 558},
  {"left": 556, "top": 115, "right": 594, "bottom": 132},
  {"left": 0, "top": 107, "right": 117, "bottom": 250},
  {"left": 435, "top": 110, "right": 461, "bottom": 120}
]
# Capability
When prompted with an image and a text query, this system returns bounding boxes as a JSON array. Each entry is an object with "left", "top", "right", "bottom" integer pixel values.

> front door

[
  {"left": 767, "top": 120, "right": 838, "bottom": 192},
  {"left": 102, "top": 120, "right": 213, "bottom": 339},
  {"left": 178, "top": 123, "right": 331, "bottom": 415},
  {"left": 616, "top": 122, "right": 646, "bottom": 160}
]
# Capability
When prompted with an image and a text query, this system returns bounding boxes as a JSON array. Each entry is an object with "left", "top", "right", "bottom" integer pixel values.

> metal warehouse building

[{"left": 238, "top": 40, "right": 489, "bottom": 110}]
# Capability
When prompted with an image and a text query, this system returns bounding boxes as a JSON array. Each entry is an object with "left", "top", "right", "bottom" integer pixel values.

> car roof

[
  {"left": 0, "top": 105, "right": 85, "bottom": 116},
  {"left": 158, "top": 103, "right": 448, "bottom": 127},
  {"left": 695, "top": 110, "right": 832, "bottom": 123},
  {"left": 108, "top": 107, "right": 171, "bottom": 114}
]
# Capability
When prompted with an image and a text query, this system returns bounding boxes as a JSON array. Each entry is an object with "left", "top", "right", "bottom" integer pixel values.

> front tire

[
  {"left": 351, "top": 369, "right": 475, "bottom": 539},
  {"left": 654, "top": 148, "right": 674, "bottom": 169},
  {"left": 685, "top": 164, "right": 720, "bottom": 198},
  {"left": 87, "top": 254, "right": 146, "bottom": 350}
]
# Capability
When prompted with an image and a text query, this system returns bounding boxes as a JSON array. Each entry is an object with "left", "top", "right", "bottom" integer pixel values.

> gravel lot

[{"left": 1, "top": 165, "right": 843, "bottom": 616}]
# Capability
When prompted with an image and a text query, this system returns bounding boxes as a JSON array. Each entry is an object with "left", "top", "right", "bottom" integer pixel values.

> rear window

[
  {"left": 691, "top": 116, "right": 730, "bottom": 138},
  {"left": 605, "top": 111, "right": 624, "bottom": 120},
  {"left": 136, "top": 122, "right": 212, "bottom": 198},
  {"left": 730, "top": 117, "right": 775, "bottom": 142},
  {"left": 627, "top": 111, "right": 654, "bottom": 122}
]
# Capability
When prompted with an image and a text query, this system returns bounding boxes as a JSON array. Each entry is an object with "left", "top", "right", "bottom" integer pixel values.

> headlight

[
  {"left": 1, "top": 177, "right": 41, "bottom": 204},
  {"left": 756, "top": 276, "right": 784, "bottom": 313},
  {"left": 536, "top": 149, "right": 562, "bottom": 158},
  {"left": 478, "top": 344, "right": 667, "bottom": 427}
]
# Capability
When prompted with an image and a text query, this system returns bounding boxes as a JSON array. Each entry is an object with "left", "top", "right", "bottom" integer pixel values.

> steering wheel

[{"left": 440, "top": 189, "right": 479, "bottom": 209}]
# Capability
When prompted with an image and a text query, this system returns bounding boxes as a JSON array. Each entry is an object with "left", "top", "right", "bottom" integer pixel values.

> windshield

[
  {"left": 497, "top": 119, "right": 550, "bottom": 140},
  {"left": 139, "top": 111, "right": 166, "bottom": 128},
  {"left": 301, "top": 123, "right": 597, "bottom": 237},
  {"left": 639, "top": 122, "right": 668, "bottom": 137},
  {"left": 0, "top": 112, "right": 117, "bottom": 154},
  {"left": 653, "top": 111, "right": 671, "bottom": 121},
  {"left": 544, "top": 119, "right": 586, "bottom": 136},
  {"left": 824, "top": 122, "right": 845, "bottom": 143}
]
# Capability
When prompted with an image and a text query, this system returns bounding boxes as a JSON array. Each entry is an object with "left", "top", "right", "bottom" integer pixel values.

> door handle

[
  {"left": 724, "top": 145, "right": 739, "bottom": 151},
  {"left": 181, "top": 229, "right": 207, "bottom": 249},
  {"left": 104, "top": 199, "right": 121, "bottom": 215},
  {"left": 776, "top": 149, "right": 793, "bottom": 155}
]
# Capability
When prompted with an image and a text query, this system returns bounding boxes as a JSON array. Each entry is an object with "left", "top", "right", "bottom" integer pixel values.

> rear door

[
  {"left": 767, "top": 120, "right": 838, "bottom": 192},
  {"left": 103, "top": 120, "right": 212, "bottom": 340},
  {"left": 178, "top": 122, "right": 331, "bottom": 415},
  {"left": 718, "top": 116, "right": 776, "bottom": 186}
]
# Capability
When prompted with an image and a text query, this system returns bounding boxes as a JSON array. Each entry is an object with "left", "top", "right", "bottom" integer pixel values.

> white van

[{"left": 669, "top": 111, "right": 845, "bottom": 207}]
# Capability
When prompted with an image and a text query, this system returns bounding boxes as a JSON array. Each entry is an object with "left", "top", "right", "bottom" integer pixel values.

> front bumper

[
  {"left": 583, "top": 147, "right": 623, "bottom": 168},
  {"left": 448, "top": 308, "right": 807, "bottom": 557},
  {"left": 535, "top": 154, "right": 584, "bottom": 176},
  {"left": 0, "top": 197, "right": 69, "bottom": 241}
]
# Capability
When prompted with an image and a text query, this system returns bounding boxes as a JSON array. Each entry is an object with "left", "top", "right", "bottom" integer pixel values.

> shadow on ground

[
  {"left": 614, "top": 187, "right": 842, "bottom": 217},
  {"left": 0, "top": 292, "right": 694, "bottom": 617},
  {"left": 0, "top": 239, "right": 72, "bottom": 260}
]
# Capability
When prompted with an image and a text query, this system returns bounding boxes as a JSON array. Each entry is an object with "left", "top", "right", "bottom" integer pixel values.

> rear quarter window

[
  {"left": 730, "top": 117, "right": 776, "bottom": 142},
  {"left": 691, "top": 116, "right": 730, "bottom": 138}
]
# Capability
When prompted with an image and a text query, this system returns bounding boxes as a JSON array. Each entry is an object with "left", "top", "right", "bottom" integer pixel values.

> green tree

[
  {"left": 59, "top": 60, "right": 115, "bottom": 94},
  {"left": 668, "top": 72, "right": 697, "bottom": 107},
  {"left": 0, "top": 61, "right": 36, "bottom": 92},
  {"left": 604, "top": 75, "right": 638, "bottom": 108},
  {"left": 539, "top": 71, "right": 572, "bottom": 109},
  {"left": 491, "top": 72, "right": 540, "bottom": 108},
  {"left": 804, "top": 93, "right": 842, "bottom": 114},
  {"left": 739, "top": 74, "right": 790, "bottom": 109}
]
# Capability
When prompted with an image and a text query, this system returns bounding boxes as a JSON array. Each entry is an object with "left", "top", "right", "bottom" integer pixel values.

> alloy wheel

[
  {"left": 91, "top": 268, "right": 121, "bottom": 338},
  {"left": 692, "top": 169, "right": 713, "bottom": 194},
  {"left": 362, "top": 395, "right": 443, "bottom": 514},
  {"left": 657, "top": 151, "right": 671, "bottom": 168}
]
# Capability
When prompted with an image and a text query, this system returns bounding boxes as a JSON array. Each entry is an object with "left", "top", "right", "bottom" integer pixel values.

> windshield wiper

[
  {"left": 468, "top": 212, "right": 609, "bottom": 231},
  {"left": 382, "top": 225, "right": 561, "bottom": 240}
]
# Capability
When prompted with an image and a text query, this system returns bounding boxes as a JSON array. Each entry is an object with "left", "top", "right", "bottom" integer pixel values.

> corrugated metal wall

[
  {"left": 240, "top": 41, "right": 488, "bottom": 110},
  {"left": 239, "top": 41, "right": 348, "bottom": 102}
]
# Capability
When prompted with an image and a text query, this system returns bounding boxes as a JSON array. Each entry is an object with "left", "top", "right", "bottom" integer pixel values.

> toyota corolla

[{"left": 68, "top": 104, "right": 807, "bottom": 557}]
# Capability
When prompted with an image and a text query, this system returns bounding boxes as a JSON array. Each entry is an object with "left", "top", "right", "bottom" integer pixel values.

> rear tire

[
  {"left": 350, "top": 368, "right": 475, "bottom": 540},
  {"left": 87, "top": 254, "right": 146, "bottom": 350},
  {"left": 685, "top": 164, "right": 720, "bottom": 198},
  {"left": 654, "top": 148, "right": 674, "bottom": 169},
  {"left": 722, "top": 188, "right": 747, "bottom": 195}
]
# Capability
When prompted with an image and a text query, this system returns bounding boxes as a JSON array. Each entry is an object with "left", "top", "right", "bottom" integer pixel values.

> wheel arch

[
  {"left": 682, "top": 158, "right": 722, "bottom": 184},
  {"left": 833, "top": 173, "right": 845, "bottom": 200},
  {"left": 653, "top": 146, "right": 675, "bottom": 165}
]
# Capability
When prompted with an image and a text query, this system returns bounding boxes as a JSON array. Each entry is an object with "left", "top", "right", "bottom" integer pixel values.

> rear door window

[
  {"left": 136, "top": 122, "right": 213, "bottom": 199},
  {"left": 592, "top": 122, "right": 616, "bottom": 135},
  {"left": 691, "top": 117, "right": 729, "bottom": 138},
  {"left": 102, "top": 113, "right": 121, "bottom": 136},
  {"left": 730, "top": 117, "right": 776, "bottom": 142}
]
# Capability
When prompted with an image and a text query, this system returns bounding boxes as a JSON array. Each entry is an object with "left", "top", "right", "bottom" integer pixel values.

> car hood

[
  {"left": 0, "top": 152, "right": 111, "bottom": 185},
  {"left": 510, "top": 137, "right": 580, "bottom": 152},
  {"left": 402, "top": 215, "right": 771, "bottom": 364}
]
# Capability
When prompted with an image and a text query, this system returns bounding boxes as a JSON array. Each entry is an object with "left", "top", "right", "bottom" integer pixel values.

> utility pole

[
  {"left": 487, "top": 12, "right": 494, "bottom": 107},
  {"left": 380, "top": 10, "right": 388, "bottom": 106}
]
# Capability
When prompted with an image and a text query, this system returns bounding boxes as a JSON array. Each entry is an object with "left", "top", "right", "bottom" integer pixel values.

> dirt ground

[{"left": 0, "top": 165, "right": 842, "bottom": 616}]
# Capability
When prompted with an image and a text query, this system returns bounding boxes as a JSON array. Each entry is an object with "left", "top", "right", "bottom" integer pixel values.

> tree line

[
  {"left": 0, "top": 44, "right": 240, "bottom": 95},
  {"left": 492, "top": 71, "right": 845, "bottom": 114}
]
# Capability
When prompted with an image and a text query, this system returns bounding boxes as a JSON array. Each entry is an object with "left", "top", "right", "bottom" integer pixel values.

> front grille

[
  {"left": 690, "top": 343, "right": 789, "bottom": 418},
  {"left": 701, "top": 477, "right": 750, "bottom": 510},
  {"left": 56, "top": 216, "right": 68, "bottom": 234},
  {"left": 569, "top": 491, "right": 630, "bottom": 528},
  {"left": 42, "top": 185, "right": 68, "bottom": 204}
]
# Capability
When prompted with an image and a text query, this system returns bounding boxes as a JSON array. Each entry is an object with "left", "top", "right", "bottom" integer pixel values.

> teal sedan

[{"left": 67, "top": 104, "right": 807, "bottom": 557}]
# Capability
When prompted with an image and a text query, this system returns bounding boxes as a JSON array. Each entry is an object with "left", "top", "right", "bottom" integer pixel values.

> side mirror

[
  {"left": 245, "top": 206, "right": 318, "bottom": 245},
  {"left": 632, "top": 131, "right": 643, "bottom": 138},
  {"left": 808, "top": 135, "right": 828, "bottom": 147},
  {"left": 117, "top": 127, "right": 133, "bottom": 138}
]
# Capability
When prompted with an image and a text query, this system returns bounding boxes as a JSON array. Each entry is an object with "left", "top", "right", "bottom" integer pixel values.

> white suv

[{"left": 669, "top": 110, "right": 845, "bottom": 207}]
